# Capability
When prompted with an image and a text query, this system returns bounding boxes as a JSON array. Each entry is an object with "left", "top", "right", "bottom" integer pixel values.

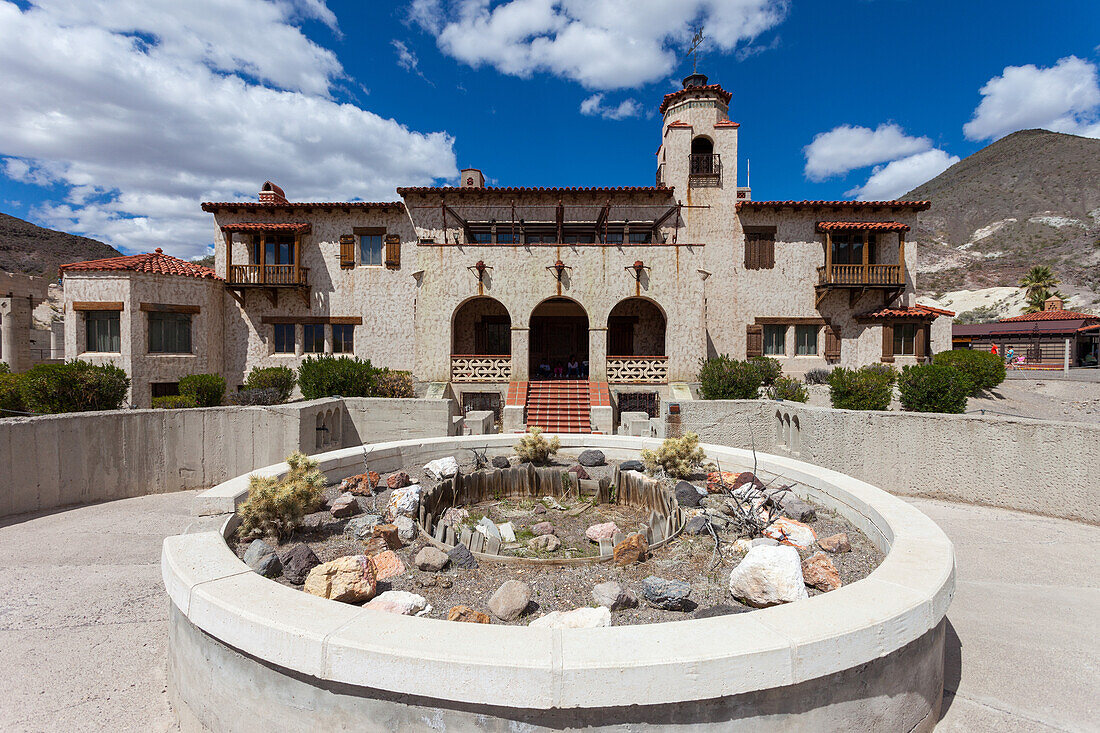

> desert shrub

[
  {"left": 698, "top": 355, "right": 763, "bottom": 400},
  {"left": 0, "top": 362, "right": 10, "bottom": 374},
  {"left": 373, "top": 368, "right": 415, "bottom": 398},
  {"left": 226, "top": 387, "right": 282, "bottom": 406},
  {"left": 767, "top": 376, "right": 809, "bottom": 403},
  {"left": 514, "top": 427, "right": 560, "bottom": 464},
  {"left": 20, "top": 360, "right": 129, "bottom": 413},
  {"left": 244, "top": 365, "right": 295, "bottom": 402},
  {"left": 0, "top": 373, "right": 26, "bottom": 415},
  {"left": 641, "top": 432, "right": 707, "bottom": 479},
  {"left": 151, "top": 395, "right": 198, "bottom": 409},
  {"left": 178, "top": 373, "right": 226, "bottom": 407},
  {"left": 803, "top": 367, "right": 832, "bottom": 385},
  {"left": 932, "top": 349, "right": 1005, "bottom": 395},
  {"left": 898, "top": 364, "right": 970, "bottom": 414},
  {"left": 828, "top": 365, "right": 896, "bottom": 411},
  {"left": 237, "top": 451, "right": 326, "bottom": 541},
  {"left": 749, "top": 356, "right": 782, "bottom": 387},
  {"left": 861, "top": 362, "right": 899, "bottom": 382},
  {"left": 297, "top": 355, "right": 376, "bottom": 399}
]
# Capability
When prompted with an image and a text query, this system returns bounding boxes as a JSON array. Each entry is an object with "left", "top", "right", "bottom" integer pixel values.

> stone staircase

[{"left": 523, "top": 380, "right": 593, "bottom": 433}]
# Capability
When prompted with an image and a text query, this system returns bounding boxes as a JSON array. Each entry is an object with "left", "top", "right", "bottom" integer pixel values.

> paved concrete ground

[{"left": 0, "top": 492, "right": 1095, "bottom": 732}]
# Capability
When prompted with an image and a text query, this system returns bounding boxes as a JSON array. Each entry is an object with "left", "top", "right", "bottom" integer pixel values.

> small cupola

[
  {"left": 460, "top": 168, "right": 485, "bottom": 188},
  {"left": 682, "top": 72, "right": 709, "bottom": 89},
  {"left": 259, "top": 181, "right": 288, "bottom": 204},
  {"left": 1043, "top": 295, "right": 1065, "bottom": 311}
]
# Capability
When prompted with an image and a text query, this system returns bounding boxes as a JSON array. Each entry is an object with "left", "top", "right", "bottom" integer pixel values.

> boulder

[
  {"left": 280, "top": 543, "right": 320, "bottom": 584},
  {"left": 386, "top": 484, "right": 422, "bottom": 520},
  {"left": 385, "top": 471, "right": 412, "bottom": 490},
  {"left": 439, "top": 507, "right": 470, "bottom": 528},
  {"left": 619, "top": 459, "right": 645, "bottom": 473},
  {"left": 532, "top": 521, "right": 556, "bottom": 536},
  {"left": 693, "top": 603, "right": 749, "bottom": 619},
  {"left": 448, "top": 543, "right": 478, "bottom": 569},
  {"left": 733, "top": 471, "right": 765, "bottom": 490},
  {"left": 365, "top": 590, "right": 429, "bottom": 616},
  {"left": 728, "top": 545, "right": 809, "bottom": 608},
  {"left": 802, "top": 552, "right": 842, "bottom": 592},
  {"left": 683, "top": 516, "right": 709, "bottom": 535},
  {"left": 361, "top": 536, "right": 390, "bottom": 556},
  {"left": 423, "top": 456, "right": 460, "bottom": 480},
  {"left": 613, "top": 533, "right": 648, "bottom": 566},
  {"left": 528, "top": 534, "right": 561, "bottom": 552},
  {"left": 488, "top": 580, "right": 533, "bottom": 622},
  {"left": 818, "top": 532, "right": 851, "bottom": 553},
  {"left": 497, "top": 521, "right": 517, "bottom": 543},
  {"left": 675, "top": 480, "right": 704, "bottom": 507},
  {"left": 533, "top": 504, "right": 547, "bottom": 515},
  {"left": 476, "top": 516, "right": 501, "bottom": 540},
  {"left": 393, "top": 515, "right": 417, "bottom": 542},
  {"left": 447, "top": 605, "right": 490, "bottom": 623},
  {"left": 340, "top": 471, "right": 380, "bottom": 496},
  {"left": 371, "top": 550, "right": 406, "bottom": 580},
  {"left": 578, "top": 449, "right": 606, "bottom": 467},
  {"left": 415, "top": 546, "right": 451, "bottom": 572},
  {"left": 567, "top": 464, "right": 590, "bottom": 480},
  {"left": 706, "top": 470, "right": 738, "bottom": 493},
  {"left": 243, "top": 539, "right": 281, "bottom": 577},
  {"left": 529, "top": 606, "right": 611, "bottom": 629},
  {"left": 585, "top": 521, "right": 620, "bottom": 542},
  {"left": 763, "top": 516, "right": 817, "bottom": 549},
  {"left": 641, "top": 576, "right": 693, "bottom": 611},
  {"left": 372, "top": 523, "right": 403, "bottom": 550},
  {"left": 592, "top": 581, "right": 638, "bottom": 611},
  {"left": 491, "top": 455, "right": 511, "bottom": 469},
  {"left": 344, "top": 514, "right": 383, "bottom": 541},
  {"left": 329, "top": 492, "right": 361, "bottom": 518},
  {"left": 780, "top": 494, "right": 817, "bottom": 523},
  {"left": 304, "top": 555, "right": 377, "bottom": 603}
]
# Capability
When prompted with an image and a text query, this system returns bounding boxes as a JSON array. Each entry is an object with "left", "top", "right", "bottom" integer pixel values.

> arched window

[{"left": 690, "top": 136, "right": 716, "bottom": 176}]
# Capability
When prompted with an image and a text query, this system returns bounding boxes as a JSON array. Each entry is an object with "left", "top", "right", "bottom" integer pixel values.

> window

[
  {"left": 525, "top": 232, "right": 555, "bottom": 244},
  {"left": 303, "top": 324, "right": 325, "bottom": 353},
  {"left": 795, "top": 325, "right": 819, "bottom": 356},
  {"left": 148, "top": 312, "right": 192, "bottom": 354},
  {"left": 332, "top": 324, "right": 354, "bottom": 354},
  {"left": 469, "top": 231, "right": 492, "bottom": 244},
  {"left": 359, "top": 233, "right": 383, "bottom": 266},
  {"left": 604, "top": 231, "right": 624, "bottom": 244},
  {"left": 151, "top": 382, "right": 179, "bottom": 399},
  {"left": 628, "top": 231, "right": 651, "bottom": 244},
  {"left": 496, "top": 230, "right": 515, "bottom": 244},
  {"left": 893, "top": 323, "right": 917, "bottom": 355},
  {"left": 274, "top": 323, "right": 295, "bottom": 354},
  {"left": 831, "top": 233, "right": 877, "bottom": 265},
  {"left": 479, "top": 317, "right": 510, "bottom": 355},
  {"left": 85, "top": 311, "right": 120, "bottom": 353},
  {"left": 253, "top": 234, "right": 295, "bottom": 265},
  {"left": 745, "top": 228, "right": 776, "bottom": 269},
  {"left": 763, "top": 324, "right": 787, "bottom": 356}
]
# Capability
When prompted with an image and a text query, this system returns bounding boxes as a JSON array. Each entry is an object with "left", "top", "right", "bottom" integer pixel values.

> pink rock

[
  {"left": 764, "top": 517, "right": 817, "bottom": 549},
  {"left": 585, "top": 521, "right": 620, "bottom": 542},
  {"left": 371, "top": 550, "right": 406, "bottom": 580},
  {"left": 532, "top": 522, "right": 555, "bottom": 536}
]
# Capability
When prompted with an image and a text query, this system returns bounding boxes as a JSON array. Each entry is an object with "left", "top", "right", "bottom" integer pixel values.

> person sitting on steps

[{"left": 566, "top": 354, "right": 580, "bottom": 378}]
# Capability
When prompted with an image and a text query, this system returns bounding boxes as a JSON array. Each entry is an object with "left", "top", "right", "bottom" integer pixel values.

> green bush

[
  {"left": 0, "top": 373, "right": 26, "bottom": 415},
  {"left": 178, "top": 373, "right": 226, "bottom": 407},
  {"left": 828, "top": 365, "right": 896, "bottom": 411},
  {"left": 237, "top": 451, "right": 326, "bottom": 541},
  {"left": 0, "top": 362, "right": 10, "bottom": 374},
  {"left": 767, "top": 376, "right": 809, "bottom": 403},
  {"left": 749, "top": 356, "right": 782, "bottom": 387},
  {"left": 932, "top": 350, "right": 1005, "bottom": 395},
  {"left": 898, "top": 364, "right": 970, "bottom": 414},
  {"left": 20, "top": 361, "right": 130, "bottom": 413},
  {"left": 297, "top": 355, "right": 376, "bottom": 399},
  {"left": 227, "top": 387, "right": 282, "bottom": 406},
  {"left": 803, "top": 367, "right": 831, "bottom": 385},
  {"left": 244, "top": 365, "right": 296, "bottom": 402},
  {"left": 151, "top": 395, "right": 199, "bottom": 409},
  {"left": 373, "top": 368, "right": 415, "bottom": 398},
  {"left": 698, "top": 355, "right": 763, "bottom": 400}
]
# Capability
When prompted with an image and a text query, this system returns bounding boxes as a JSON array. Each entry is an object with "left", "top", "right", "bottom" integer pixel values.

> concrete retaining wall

[{"left": 663, "top": 400, "right": 1100, "bottom": 525}]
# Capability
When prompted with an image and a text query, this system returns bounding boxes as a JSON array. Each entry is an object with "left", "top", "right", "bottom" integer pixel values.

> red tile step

[{"left": 524, "top": 379, "right": 594, "bottom": 433}]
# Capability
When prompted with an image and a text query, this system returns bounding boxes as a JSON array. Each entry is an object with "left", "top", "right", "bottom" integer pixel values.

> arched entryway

[
  {"left": 451, "top": 297, "right": 512, "bottom": 382},
  {"left": 607, "top": 297, "right": 668, "bottom": 383},
  {"left": 529, "top": 297, "right": 589, "bottom": 380}
]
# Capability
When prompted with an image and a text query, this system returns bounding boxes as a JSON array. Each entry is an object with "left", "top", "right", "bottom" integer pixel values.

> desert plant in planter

[
  {"left": 641, "top": 432, "right": 707, "bottom": 479},
  {"left": 828, "top": 365, "right": 896, "bottom": 411},
  {"left": 698, "top": 355, "right": 763, "bottom": 399},
  {"left": 179, "top": 373, "right": 226, "bottom": 407},
  {"left": 152, "top": 395, "right": 199, "bottom": 409},
  {"left": 514, "top": 427, "right": 560, "bottom": 464},
  {"left": 238, "top": 451, "right": 327, "bottom": 541},
  {"left": 19, "top": 360, "right": 130, "bottom": 413}
]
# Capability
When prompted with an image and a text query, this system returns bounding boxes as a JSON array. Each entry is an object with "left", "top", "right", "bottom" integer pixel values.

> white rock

[
  {"left": 728, "top": 545, "right": 809, "bottom": 608},
  {"left": 393, "top": 515, "right": 417, "bottom": 541},
  {"left": 364, "top": 590, "right": 428, "bottom": 615},
  {"left": 475, "top": 516, "right": 501, "bottom": 540},
  {"left": 386, "top": 484, "right": 422, "bottom": 519},
  {"left": 497, "top": 521, "right": 516, "bottom": 543},
  {"left": 529, "top": 606, "right": 612, "bottom": 629},
  {"left": 423, "top": 456, "right": 460, "bottom": 480},
  {"left": 763, "top": 516, "right": 817, "bottom": 549},
  {"left": 731, "top": 538, "right": 753, "bottom": 554},
  {"left": 439, "top": 507, "right": 469, "bottom": 528}
]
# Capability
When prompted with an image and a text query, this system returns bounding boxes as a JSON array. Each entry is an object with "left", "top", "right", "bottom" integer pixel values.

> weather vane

[{"left": 687, "top": 26, "right": 705, "bottom": 73}]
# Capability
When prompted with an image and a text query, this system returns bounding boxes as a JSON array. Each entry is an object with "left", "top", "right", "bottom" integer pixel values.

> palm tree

[{"left": 1018, "top": 266, "right": 1063, "bottom": 313}]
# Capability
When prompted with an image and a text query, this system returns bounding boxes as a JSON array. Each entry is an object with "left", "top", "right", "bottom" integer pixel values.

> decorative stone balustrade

[
  {"left": 450, "top": 354, "right": 512, "bottom": 382},
  {"left": 607, "top": 356, "right": 668, "bottom": 384}
]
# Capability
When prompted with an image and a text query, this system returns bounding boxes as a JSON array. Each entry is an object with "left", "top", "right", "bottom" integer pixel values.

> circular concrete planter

[{"left": 165, "top": 434, "right": 955, "bottom": 732}]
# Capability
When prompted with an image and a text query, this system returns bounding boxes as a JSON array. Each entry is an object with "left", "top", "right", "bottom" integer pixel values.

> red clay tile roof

[
  {"left": 60, "top": 249, "right": 221, "bottom": 280},
  {"left": 713, "top": 120, "right": 740, "bottom": 128},
  {"left": 666, "top": 120, "right": 692, "bottom": 129},
  {"left": 396, "top": 185, "right": 674, "bottom": 195},
  {"left": 659, "top": 84, "right": 733, "bottom": 114},
  {"left": 201, "top": 201, "right": 404, "bottom": 212},
  {"left": 221, "top": 222, "right": 312, "bottom": 233},
  {"left": 1000, "top": 308, "right": 1099, "bottom": 322},
  {"left": 738, "top": 200, "right": 931, "bottom": 212},
  {"left": 816, "top": 221, "right": 911, "bottom": 232},
  {"left": 857, "top": 304, "right": 955, "bottom": 320}
]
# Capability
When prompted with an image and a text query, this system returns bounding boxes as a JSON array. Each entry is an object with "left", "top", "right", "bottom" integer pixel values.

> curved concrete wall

[{"left": 165, "top": 435, "right": 954, "bottom": 732}]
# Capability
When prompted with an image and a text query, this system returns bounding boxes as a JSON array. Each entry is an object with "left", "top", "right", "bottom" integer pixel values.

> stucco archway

[
  {"left": 529, "top": 297, "right": 589, "bottom": 379},
  {"left": 451, "top": 296, "right": 511, "bottom": 356},
  {"left": 607, "top": 297, "right": 666, "bottom": 357}
]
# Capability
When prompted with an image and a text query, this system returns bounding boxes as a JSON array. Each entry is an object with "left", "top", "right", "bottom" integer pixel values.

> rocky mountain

[
  {"left": 0, "top": 211, "right": 121, "bottom": 280},
  {"left": 907, "top": 129, "right": 1100, "bottom": 317}
]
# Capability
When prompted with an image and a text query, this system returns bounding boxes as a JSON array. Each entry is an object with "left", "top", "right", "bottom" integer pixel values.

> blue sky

[{"left": 0, "top": 0, "right": 1098, "bottom": 259}]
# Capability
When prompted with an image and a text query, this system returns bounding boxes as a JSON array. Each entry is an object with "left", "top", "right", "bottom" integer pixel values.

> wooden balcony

[
  {"left": 816, "top": 264, "right": 904, "bottom": 306},
  {"left": 226, "top": 264, "right": 310, "bottom": 306}
]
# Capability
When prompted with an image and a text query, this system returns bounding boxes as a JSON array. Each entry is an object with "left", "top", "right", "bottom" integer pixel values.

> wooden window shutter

[
  {"left": 744, "top": 239, "right": 755, "bottom": 269},
  {"left": 824, "top": 325, "right": 841, "bottom": 361},
  {"left": 915, "top": 323, "right": 928, "bottom": 361},
  {"left": 746, "top": 324, "right": 763, "bottom": 358},
  {"left": 339, "top": 235, "right": 355, "bottom": 269},
  {"left": 384, "top": 234, "right": 401, "bottom": 269},
  {"left": 881, "top": 323, "right": 895, "bottom": 362},
  {"left": 764, "top": 237, "right": 775, "bottom": 269}
]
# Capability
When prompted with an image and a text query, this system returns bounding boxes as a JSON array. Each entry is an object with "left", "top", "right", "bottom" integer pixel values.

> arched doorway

[
  {"left": 690, "top": 136, "right": 716, "bottom": 176},
  {"left": 607, "top": 297, "right": 668, "bottom": 384},
  {"left": 451, "top": 297, "right": 512, "bottom": 382},
  {"left": 529, "top": 297, "right": 589, "bottom": 380}
]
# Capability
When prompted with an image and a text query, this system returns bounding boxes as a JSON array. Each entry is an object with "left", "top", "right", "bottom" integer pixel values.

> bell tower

[{"left": 655, "top": 72, "right": 738, "bottom": 198}]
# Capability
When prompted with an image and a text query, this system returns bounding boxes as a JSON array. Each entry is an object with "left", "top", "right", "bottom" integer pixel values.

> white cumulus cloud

[
  {"left": 410, "top": 0, "right": 789, "bottom": 90},
  {"left": 803, "top": 124, "right": 932, "bottom": 181},
  {"left": 579, "top": 93, "right": 641, "bottom": 120},
  {"left": 964, "top": 56, "right": 1100, "bottom": 141},
  {"left": 0, "top": 1, "right": 457, "bottom": 259},
  {"left": 845, "top": 149, "right": 960, "bottom": 201}
]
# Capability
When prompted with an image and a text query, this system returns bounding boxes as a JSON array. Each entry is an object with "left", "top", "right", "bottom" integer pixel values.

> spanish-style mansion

[{"left": 60, "top": 73, "right": 952, "bottom": 426}]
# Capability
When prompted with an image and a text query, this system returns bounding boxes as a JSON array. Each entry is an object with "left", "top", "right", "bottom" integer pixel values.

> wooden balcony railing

[
  {"left": 817, "top": 263, "right": 902, "bottom": 286},
  {"left": 607, "top": 356, "right": 668, "bottom": 384},
  {"left": 451, "top": 354, "right": 512, "bottom": 383},
  {"left": 227, "top": 264, "right": 309, "bottom": 287}
]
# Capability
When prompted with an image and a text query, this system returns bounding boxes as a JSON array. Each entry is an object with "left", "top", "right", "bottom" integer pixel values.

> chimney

[
  {"left": 460, "top": 168, "right": 485, "bottom": 188},
  {"left": 1043, "top": 295, "right": 1064, "bottom": 311},
  {"left": 259, "top": 181, "right": 288, "bottom": 204}
]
